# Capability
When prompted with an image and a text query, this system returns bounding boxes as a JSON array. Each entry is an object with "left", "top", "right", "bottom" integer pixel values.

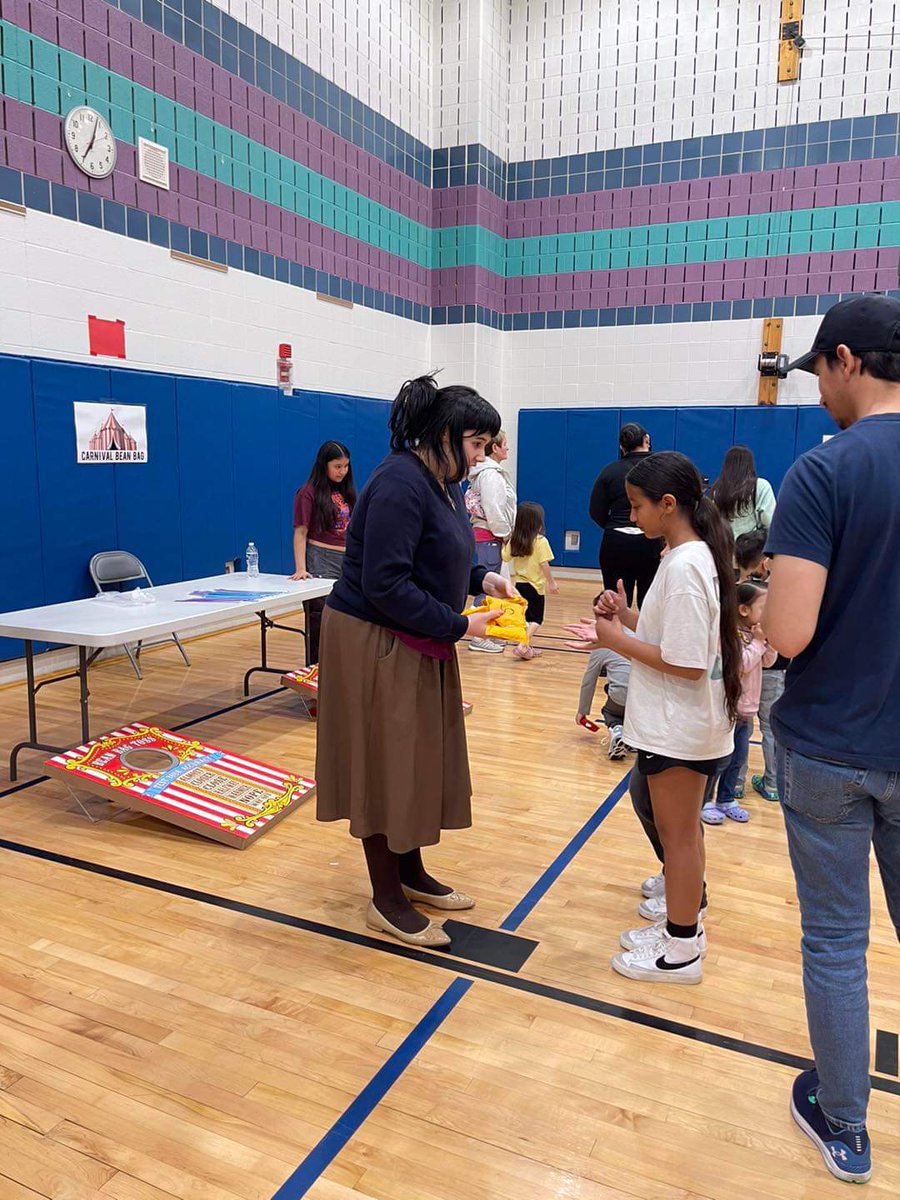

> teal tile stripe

[
  {"left": 2, "top": 21, "right": 899, "bottom": 278},
  {"left": 0, "top": 20, "right": 433, "bottom": 267}
]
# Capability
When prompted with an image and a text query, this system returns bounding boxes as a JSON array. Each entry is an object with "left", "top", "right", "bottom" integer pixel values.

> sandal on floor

[
  {"left": 719, "top": 802, "right": 750, "bottom": 822},
  {"left": 700, "top": 804, "right": 724, "bottom": 825}
]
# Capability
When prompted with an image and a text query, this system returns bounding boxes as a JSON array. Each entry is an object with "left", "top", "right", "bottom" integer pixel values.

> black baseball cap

[{"left": 787, "top": 294, "right": 900, "bottom": 373}]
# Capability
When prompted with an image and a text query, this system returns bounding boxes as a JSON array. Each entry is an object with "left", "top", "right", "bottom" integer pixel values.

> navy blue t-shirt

[
  {"left": 328, "top": 451, "right": 486, "bottom": 642},
  {"left": 766, "top": 413, "right": 900, "bottom": 771}
]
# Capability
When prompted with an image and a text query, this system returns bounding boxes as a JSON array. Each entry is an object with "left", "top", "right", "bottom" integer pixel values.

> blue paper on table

[{"left": 178, "top": 589, "right": 284, "bottom": 603}]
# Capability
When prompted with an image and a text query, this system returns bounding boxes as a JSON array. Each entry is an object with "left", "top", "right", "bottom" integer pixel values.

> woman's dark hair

[
  {"left": 619, "top": 422, "right": 649, "bottom": 455},
  {"left": 626, "top": 451, "right": 742, "bottom": 723},
  {"left": 509, "top": 502, "right": 545, "bottom": 559},
  {"left": 307, "top": 440, "right": 356, "bottom": 535},
  {"left": 710, "top": 445, "right": 758, "bottom": 521},
  {"left": 389, "top": 374, "right": 500, "bottom": 484},
  {"left": 734, "top": 528, "right": 767, "bottom": 571},
  {"left": 736, "top": 579, "right": 767, "bottom": 611}
]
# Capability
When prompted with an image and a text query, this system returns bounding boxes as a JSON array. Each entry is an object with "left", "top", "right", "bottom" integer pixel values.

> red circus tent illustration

[{"left": 89, "top": 410, "right": 138, "bottom": 453}]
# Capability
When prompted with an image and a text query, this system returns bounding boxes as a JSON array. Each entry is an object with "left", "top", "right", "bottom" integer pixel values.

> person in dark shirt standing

[
  {"left": 765, "top": 295, "right": 900, "bottom": 1186},
  {"left": 290, "top": 440, "right": 356, "bottom": 664},
  {"left": 316, "top": 374, "right": 514, "bottom": 948},
  {"left": 589, "top": 423, "right": 661, "bottom": 606}
]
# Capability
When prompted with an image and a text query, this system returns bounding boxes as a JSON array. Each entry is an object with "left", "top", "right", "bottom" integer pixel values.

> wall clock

[{"left": 64, "top": 106, "right": 117, "bottom": 179}]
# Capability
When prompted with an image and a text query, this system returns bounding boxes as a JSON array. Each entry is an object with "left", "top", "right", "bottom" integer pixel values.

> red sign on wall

[{"left": 88, "top": 315, "right": 126, "bottom": 358}]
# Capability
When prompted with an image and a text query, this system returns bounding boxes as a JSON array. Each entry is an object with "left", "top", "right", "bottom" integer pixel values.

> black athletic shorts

[{"left": 637, "top": 750, "right": 731, "bottom": 778}]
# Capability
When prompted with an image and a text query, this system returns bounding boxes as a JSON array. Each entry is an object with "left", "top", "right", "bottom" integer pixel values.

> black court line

[
  {"left": 2, "top": 835, "right": 898, "bottom": 1099},
  {"left": 876, "top": 1030, "right": 899, "bottom": 1076},
  {"left": 0, "top": 685, "right": 288, "bottom": 799}
]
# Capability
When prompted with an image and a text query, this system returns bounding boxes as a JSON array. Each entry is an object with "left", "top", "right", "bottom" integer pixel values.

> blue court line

[
  {"left": 499, "top": 770, "right": 632, "bottom": 932},
  {"left": 270, "top": 767, "right": 631, "bottom": 1197},
  {"left": 270, "top": 977, "right": 473, "bottom": 1198}
]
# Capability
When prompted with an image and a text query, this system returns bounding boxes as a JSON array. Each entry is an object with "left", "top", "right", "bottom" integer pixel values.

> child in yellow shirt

[{"left": 502, "top": 502, "right": 559, "bottom": 660}]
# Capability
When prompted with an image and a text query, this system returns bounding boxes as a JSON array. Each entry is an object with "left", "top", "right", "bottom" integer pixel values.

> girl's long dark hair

[
  {"left": 389, "top": 374, "right": 500, "bottom": 485},
  {"left": 710, "top": 445, "right": 758, "bottom": 521},
  {"left": 626, "top": 451, "right": 741, "bottom": 723},
  {"left": 308, "top": 440, "right": 356, "bottom": 534},
  {"left": 509, "top": 502, "right": 545, "bottom": 559}
]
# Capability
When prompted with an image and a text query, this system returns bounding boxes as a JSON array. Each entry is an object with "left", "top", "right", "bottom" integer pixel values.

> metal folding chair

[{"left": 89, "top": 551, "right": 191, "bottom": 680}]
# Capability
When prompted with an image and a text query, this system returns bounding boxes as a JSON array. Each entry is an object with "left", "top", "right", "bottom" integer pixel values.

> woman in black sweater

[
  {"left": 316, "top": 375, "right": 514, "bottom": 947},
  {"left": 589, "top": 422, "right": 661, "bottom": 606}
]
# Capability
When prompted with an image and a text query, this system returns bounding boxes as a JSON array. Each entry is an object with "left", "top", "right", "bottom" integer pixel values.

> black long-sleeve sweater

[{"left": 328, "top": 451, "right": 487, "bottom": 641}]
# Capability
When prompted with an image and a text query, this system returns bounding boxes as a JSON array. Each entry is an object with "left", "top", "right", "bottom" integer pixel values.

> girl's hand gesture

[
  {"left": 549, "top": 580, "right": 560, "bottom": 596},
  {"left": 565, "top": 613, "right": 624, "bottom": 651},
  {"left": 482, "top": 571, "right": 517, "bottom": 600},
  {"left": 750, "top": 622, "right": 767, "bottom": 644},
  {"left": 595, "top": 578, "right": 628, "bottom": 620}
]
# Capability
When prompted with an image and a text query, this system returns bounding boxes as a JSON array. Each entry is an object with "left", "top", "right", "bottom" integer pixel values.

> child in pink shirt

[{"left": 702, "top": 581, "right": 777, "bottom": 824}]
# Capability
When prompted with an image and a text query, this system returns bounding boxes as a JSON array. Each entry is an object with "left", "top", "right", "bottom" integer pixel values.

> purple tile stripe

[
  {"left": 435, "top": 159, "right": 900, "bottom": 234},
  {"left": 5, "top": 94, "right": 897, "bottom": 314},
  {"left": 1, "top": 97, "right": 431, "bottom": 304},
  {"left": 501, "top": 249, "right": 899, "bottom": 313},
  {"left": 12, "top": 0, "right": 433, "bottom": 225}
]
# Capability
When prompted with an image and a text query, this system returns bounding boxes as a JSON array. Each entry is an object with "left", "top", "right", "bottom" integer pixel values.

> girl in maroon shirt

[{"left": 291, "top": 440, "right": 356, "bottom": 662}]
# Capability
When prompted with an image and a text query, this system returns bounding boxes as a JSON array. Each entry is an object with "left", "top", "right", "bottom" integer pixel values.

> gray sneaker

[
  {"left": 608, "top": 725, "right": 628, "bottom": 760},
  {"left": 468, "top": 638, "right": 505, "bottom": 653}
]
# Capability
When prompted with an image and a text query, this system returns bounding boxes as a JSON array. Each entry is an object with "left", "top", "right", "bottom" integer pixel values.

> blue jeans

[
  {"left": 778, "top": 746, "right": 900, "bottom": 1130},
  {"left": 704, "top": 716, "right": 752, "bottom": 805},
  {"left": 473, "top": 538, "right": 502, "bottom": 604},
  {"left": 757, "top": 670, "right": 785, "bottom": 790}
]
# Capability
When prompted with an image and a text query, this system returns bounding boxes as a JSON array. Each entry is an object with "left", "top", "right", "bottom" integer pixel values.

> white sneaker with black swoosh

[
  {"left": 620, "top": 920, "right": 708, "bottom": 957},
  {"left": 611, "top": 930, "right": 703, "bottom": 985}
]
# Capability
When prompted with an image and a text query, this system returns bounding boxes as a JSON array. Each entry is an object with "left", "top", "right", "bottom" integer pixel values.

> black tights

[{"left": 362, "top": 835, "right": 451, "bottom": 933}]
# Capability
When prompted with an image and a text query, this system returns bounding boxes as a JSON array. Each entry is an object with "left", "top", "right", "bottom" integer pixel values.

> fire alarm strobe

[{"left": 277, "top": 343, "right": 293, "bottom": 392}]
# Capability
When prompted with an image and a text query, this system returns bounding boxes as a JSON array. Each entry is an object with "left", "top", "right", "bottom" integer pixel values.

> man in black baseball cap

[
  {"left": 786, "top": 293, "right": 900, "bottom": 428},
  {"left": 763, "top": 290, "right": 900, "bottom": 1185}
]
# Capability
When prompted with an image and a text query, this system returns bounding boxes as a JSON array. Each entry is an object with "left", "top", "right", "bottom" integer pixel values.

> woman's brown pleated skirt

[{"left": 315, "top": 607, "right": 472, "bottom": 853}]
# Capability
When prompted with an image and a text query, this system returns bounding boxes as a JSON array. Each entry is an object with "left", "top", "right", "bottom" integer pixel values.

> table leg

[
  {"left": 242, "top": 610, "right": 305, "bottom": 695},
  {"left": 78, "top": 645, "right": 90, "bottom": 742},
  {"left": 9, "top": 640, "right": 63, "bottom": 781}
]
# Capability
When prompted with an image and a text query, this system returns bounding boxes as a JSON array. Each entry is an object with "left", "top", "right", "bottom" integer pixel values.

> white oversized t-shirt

[{"left": 623, "top": 540, "right": 734, "bottom": 760}]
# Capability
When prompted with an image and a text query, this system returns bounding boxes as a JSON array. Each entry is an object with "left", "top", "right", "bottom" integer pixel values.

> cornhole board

[
  {"left": 281, "top": 666, "right": 473, "bottom": 717},
  {"left": 45, "top": 723, "right": 315, "bottom": 848}
]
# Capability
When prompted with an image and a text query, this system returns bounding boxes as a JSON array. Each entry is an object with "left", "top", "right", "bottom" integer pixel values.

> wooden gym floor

[{"left": 0, "top": 579, "right": 898, "bottom": 1200}]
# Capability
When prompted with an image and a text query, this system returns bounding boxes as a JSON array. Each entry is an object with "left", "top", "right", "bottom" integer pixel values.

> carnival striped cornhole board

[
  {"left": 45, "top": 723, "right": 315, "bottom": 848},
  {"left": 281, "top": 665, "right": 473, "bottom": 717}
]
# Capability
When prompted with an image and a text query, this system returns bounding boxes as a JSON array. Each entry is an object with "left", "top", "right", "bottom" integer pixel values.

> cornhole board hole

[
  {"left": 281, "top": 666, "right": 473, "bottom": 718},
  {"left": 45, "top": 723, "right": 315, "bottom": 848}
]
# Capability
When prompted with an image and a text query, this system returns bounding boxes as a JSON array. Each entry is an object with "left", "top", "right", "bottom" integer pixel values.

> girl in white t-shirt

[{"left": 567, "top": 451, "right": 741, "bottom": 984}]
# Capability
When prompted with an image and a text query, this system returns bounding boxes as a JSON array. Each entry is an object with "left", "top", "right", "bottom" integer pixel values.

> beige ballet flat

[
  {"left": 365, "top": 901, "right": 451, "bottom": 947},
  {"left": 401, "top": 886, "right": 475, "bottom": 911}
]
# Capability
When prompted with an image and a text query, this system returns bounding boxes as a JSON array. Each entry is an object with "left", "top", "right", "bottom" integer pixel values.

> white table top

[{"left": 0, "top": 574, "right": 334, "bottom": 648}]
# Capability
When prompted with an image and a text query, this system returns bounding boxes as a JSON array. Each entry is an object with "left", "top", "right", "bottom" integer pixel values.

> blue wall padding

[
  {"left": 0, "top": 356, "right": 46, "bottom": 658},
  {"left": 518, "top": 403, "right": 837, "bottom": 568},
  {"left": 0, "top": 350, "right": 838, "bottom": 660},
  {"left": 110, "top": 368, "right": 184, "bottom": 587},
  {"left": 516, "top": 409, "right": 568, "bottom": 569}
]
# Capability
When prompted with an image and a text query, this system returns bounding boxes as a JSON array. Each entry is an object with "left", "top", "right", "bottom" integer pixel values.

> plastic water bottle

[{"left": 246, "top": 542, "right": 259, "bottom": 578}]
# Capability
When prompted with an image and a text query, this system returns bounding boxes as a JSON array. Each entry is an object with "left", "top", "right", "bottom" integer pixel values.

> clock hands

[{"left": 84, "top": 114, "right": 102, "bottom": 159}]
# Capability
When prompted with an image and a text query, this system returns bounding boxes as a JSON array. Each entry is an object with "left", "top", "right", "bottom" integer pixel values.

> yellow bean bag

[{"left": 462, "top": 595, "right": 529, "bottom": 644}]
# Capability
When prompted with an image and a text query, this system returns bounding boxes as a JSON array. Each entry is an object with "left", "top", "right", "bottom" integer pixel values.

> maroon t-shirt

[{"left": 292, "top": 482, "right": 351, "bottom": 547}]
